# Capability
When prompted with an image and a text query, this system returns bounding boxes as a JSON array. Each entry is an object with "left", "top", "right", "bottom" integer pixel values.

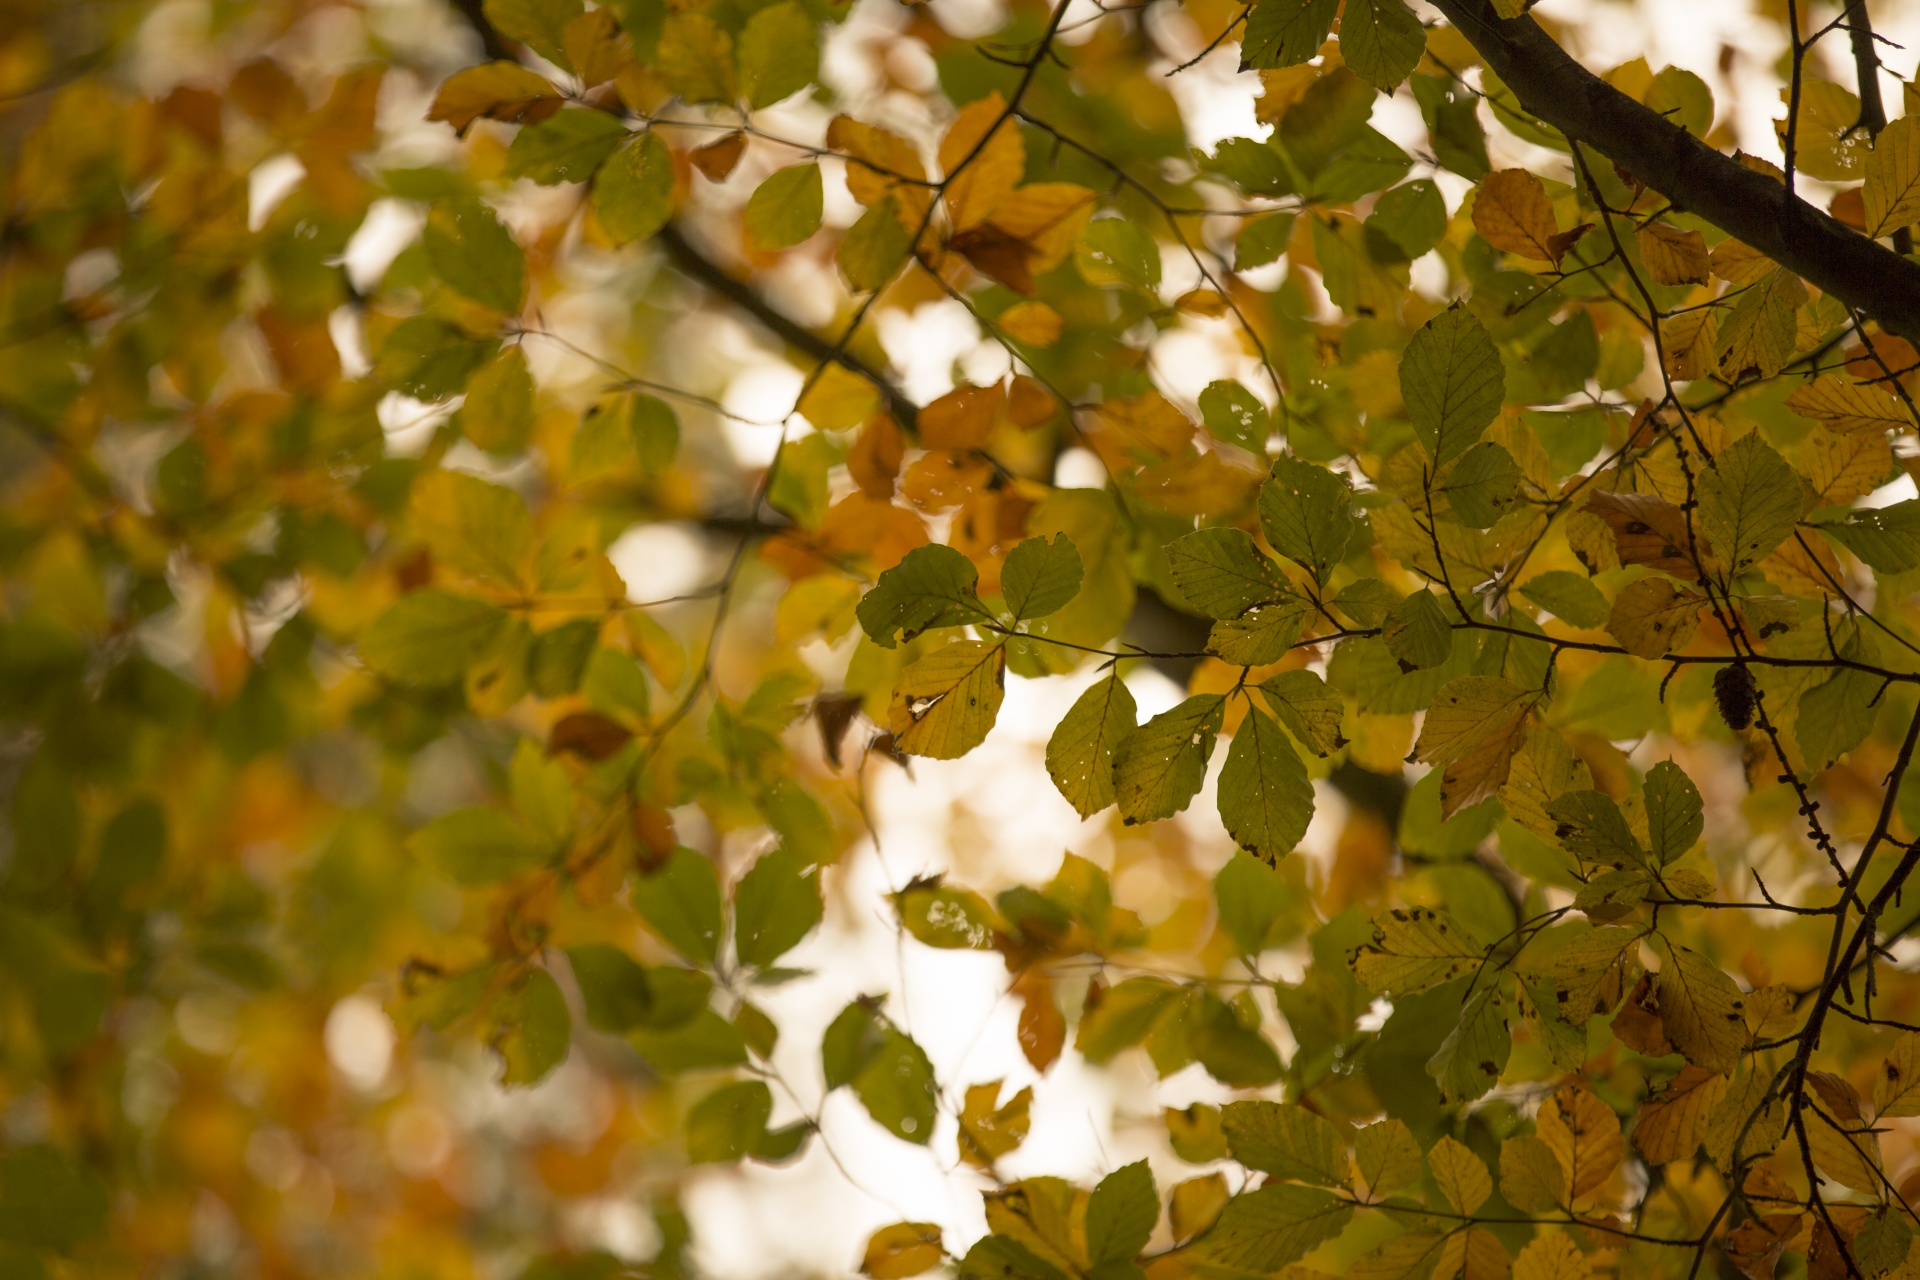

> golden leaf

[{"left": 1472, "top": 169, "right": 1564, "bottom": 264}]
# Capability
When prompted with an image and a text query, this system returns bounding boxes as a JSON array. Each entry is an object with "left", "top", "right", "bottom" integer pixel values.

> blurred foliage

[{"left": 2, "top": 0, "right": 1920, "bottom": 1276}]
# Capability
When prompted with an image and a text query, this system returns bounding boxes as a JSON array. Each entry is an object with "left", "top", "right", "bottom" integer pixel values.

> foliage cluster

[{"left": 4, "top": 0, "right": 1920, "bottom": 1277}]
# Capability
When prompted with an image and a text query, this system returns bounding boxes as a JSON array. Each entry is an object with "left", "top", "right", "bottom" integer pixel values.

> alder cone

[{"left": 1714, "top": 664, "right": 1758, "bottom": 731}]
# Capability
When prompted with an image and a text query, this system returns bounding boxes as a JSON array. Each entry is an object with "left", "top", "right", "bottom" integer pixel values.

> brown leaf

[
  {"left": 690, "top": 131, "right": 747, "bottom": 182},
  {"left": 1585, "top": 490, "right": 1708, "bottom": 579},
  {"left": 1636, "top": 223, "right": 1711, "bottom": 285},
  {"left": 1014, "top": 971, "right": 1065, "bottom": 1071},
  {"left": 1634, "top": 1065, "right": 1729, "bottom": 1164},
  {"left": 1473, "top": 169, "right": 1565, "bottom": 263},
  {"left": 547, "top": 712, "right": 635, "bottom": 761},
  {"left": 427, "top": 61, "right": 564, "bottom": 133},
  {"left": 1536, "top": 1084, "right": 1624, "bottom": 1205}
]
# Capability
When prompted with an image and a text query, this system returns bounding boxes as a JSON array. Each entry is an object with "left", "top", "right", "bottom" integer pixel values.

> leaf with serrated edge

[
  {"left": 1428, "top": 1135, "right": 1491, "bottom": 1214},
  {"left": 1536, "top": 1085, "right": 1623, "bottom": 1204},
  {"left": 1513, "top": 1232, "right": 1592, "bottom": 1280},
  {"left": 1635, "top": 1066, "right": 1728, "bottom": 1164},
  {"left": 1415, "top": 676, "right": 1534, "bottom": 768},
  {"left": 1401, "top": 306, "right": 1506, "bottom": 468},
  {"left": 1045, "top": 674, "right": 1136, "bottom": 819},
  {"left": 1607, "top": 577, "right": 1706, "bottom": 660},
  {"left": 1353, "top": 907, "right": 1488, "bottom": 996},
  {"left": 1500, "top": 1134, "right": 1565, "bottom": 1212},
  {"left": 888, "top": 641, "right": 1005, "bottom": 759},
  {"left": 1217, "top": 707, "right": 1316, "bottom": 864},
  {"left": 1552, "top": 925, "right": 1640, "bottom": 1021},
  {"left": 1652, "top": 935, "right": 1747, "bottom": 1073},
  {"left": 1114, "top": 694, "right": 1225, "bottom": 824},
  {"left": 1875, "top": 1031, "right": 1920, "bottom": 1118},
  {"left": 1223, "top": 1101, "right": 1350, "bottom": 1186},
  {"left": 1354, "top": 1119, "right": 1422, "bottom": 1197}
]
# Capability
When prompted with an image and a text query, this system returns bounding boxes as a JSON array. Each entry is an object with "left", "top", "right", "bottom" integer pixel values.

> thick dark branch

[{"left": 1429, "top": 0, "right": 1920, "bottom": 339}]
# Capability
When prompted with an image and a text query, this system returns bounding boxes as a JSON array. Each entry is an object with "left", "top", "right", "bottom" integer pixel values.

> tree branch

[
  {"left": 652, "top": 224, "right": 922, "bottom": 430},
  {"left": 1844, "top": 0, "right": 1915, "bottom": 255},
  {"left": 1428, "top": 0, "right": 1920, "bottom": 339}
]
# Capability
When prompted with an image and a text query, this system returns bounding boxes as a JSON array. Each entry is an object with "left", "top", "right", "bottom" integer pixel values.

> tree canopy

[{"left": 4, "top": 0, "right": 1920, "bottom": 1277}]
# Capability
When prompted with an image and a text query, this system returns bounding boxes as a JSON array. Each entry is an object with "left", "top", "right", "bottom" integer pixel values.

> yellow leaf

[
  {"left": 1636, "top": 223, "right": 1710, "bottom": 286},
  {"left": 1500, "top": 727, "right": 1593, "bottom": 843},
  {"left": 1660, "top": 307, "right": 1718, "bottom": 382},
  {"left": 1708, "top": 239, "right": 1774, "bottom": 287},
  {"left": 1873, "top": 118, "right": 1920, "bottom": 237},
  {"left": 1436, "top": 707, "right": 1529, "bottom": 820},
  {"left": 1801, "top": 425, "right": 1891, "bottom": 504},
  {"left": 562, "top": 9, "right": 632, "bottom": 88},
  {"left": 1876, "top": 1031, "right": 1920, "bottom": 1118},
  {"left": 862, "top": 1223, "right": 944, "bottom": 1278},
  {"left": 1428, "top": 1135, "right": 1491, "bottom": 1214},
  {"left": 999, "top": 301, "right": 1064, "bottom": 346},
  {"left": 1413, "top": 676, "right": 1536, "bottom": 769},
  {"left": 1536, "top": 1085, "right": 1622, "bottom": 1205},
  {"left": 1353, "top": 1119, "right": 1423, "bottom": 1197},
  {"left": 1606, "top": 576, "right": 1705, "bottom": 659},
  {"left": 1652, "top": 936, "right": 1747, "bottom": 1073},
  {"left": 940, "top": 92, "right": 1023, "bottom": 231},
  {"left": 1472, "top": 169, "right": 1563, "bottom": 264},
  {"left": 1784, "top": 375, "right": 1913, "bottom": 434},
  {"left": 427, "top": 61, "right": 563, "bottom": 133},
  {"left": 1715, "top": 267, "right": 1807, "bottom": 381},
  {"left": 1169, "top": 1173, "right": 1230, "bottom": 1242},
  {"left": 1512, "top": 1232, "right": 1591, "bottom": 1280},
  {"left": 958, "top": 1081, "right": 1032, "bottom": 1168},
  {"left": 657, "top": 12, "right": 736, "bottom": 105},
  {"left": 888, "top": 640, "right": 1006, "bottom": 758},
  {"left": 1633, "top": 1065, "right": 1728, "bottom": 1164},
  {"left": 985, "top": 183, "right": 1098, "bottom": 272},
  {"left": 1802, "top": 1071, "right": 1881, "bottom": 1192},
  {"left": 1499, "top": 1134, "right": 1565, "bottom": 1212},
  {"left": 798, "top": 363, "right": 883, "bottom": 431},
  {"left": 828, "top": 115, "right": 931, "bottom": 225}
]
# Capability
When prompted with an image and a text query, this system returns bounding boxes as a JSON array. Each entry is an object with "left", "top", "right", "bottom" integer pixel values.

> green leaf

[
  {"left": 1519, "top": 570, "right": 1609, "bottom": 628},
  {"left": 506, "top": 108, "right": 626, "bottom": 184},
  {"left": 896, "top": 880, "right": 997, "bottom": 949},
  {"left": 1046, "top": 673, "right": 1137, "bottom": 818},
  {"left": 1001, "top": 533, "right": 1083, "bottom": 621},
  {"left": 1217, "top": 707, "right": 1315, "bottom": 865},
  {"left": 733, "top": 847, "right": 823, "bottom": 968},
  {"left": 375, "top": 317, "right": 498, "bottom": 400},
  {"left": 0, "top": 1146, "right": 109, "bottom": 1253},
  {"left": 1193, "top": 996, "right": 1284, "bottom": 1086},
  {"left": 1352, "top": 907, "right": 1488, "bottom": 996},
  {"left": 1223, "top": 1100, "right": 1348, "bottom": 1186},
  {"left": 566, "top": 944, "right": 655, "bottom": 1032},
  {"left": 1426, "top": 980, "right": 1510, "bottom": 1104},
  {"left": 1440, "top": 440, "right": 1522, "bottom": 528},
  {"left": 856, "top": 543, "right": 985, "bottom": 647},
  {"left": 423, "top": 198, "right": 524, "bottom": 313},
  {"left": 593, "top": 131, "right": 675, "bottom": 244},
  {"left": 745, "top": 164, "right": 824, "bottom": 251},
  {"left": 632, "top": 847, "right": 724, "bottom": 965},
  {"left": 736, "top": 1, "right": 817, "bottom": 109},
  {"left": 658, "top": 11, "right": 737, "bottom": 103},
  {"left": 1339, "top": 0, "right": 1425, "bottom": 90},
  {"left": 857, "top": 1028, "right": 938, "bottom": 1143},
  {"left": 1354, "top": 1119, "right": 1423, "bottom": 1196},
  {"left": 633, "top": 1007, "right": 747, "bottom": 1073},
  {"left": 1239, "top": 0, "right": 1340, "bottom": 70},
  {"left": 1257, "top": 670, "right": 1346, "bottom": 755},
  {"left": 1076, "top": 219, "right": 1161, "bottom": 289},
  {"left": 1500, "top": 1134, "right": 1566, "bottom": 1212},
  {"left": 1822, "top": 497, "right": 1920, "bottom": 573},
  {"left": 890, "top": 640, "right": 1006, "bottom": 759},
  {"left": 687, "top": 1080, "right": 773, "bottom": 1163},
  {"left": 484, "top": 0, "right": 583, "bottom": 68},
  {"left": 1401, "top": 306, "right": 1505, "bottom": 469},
  {"left": 463, "top": 346, "right": 536, "bottom": 454},
  {"left": 1214, "top": 852, "right": 1287, "bottom": 954},
  {"left": 1203, "top": 1184, "right": 1352, "bottom": 1272},
  {"left": 1076, "top": 977, "right": 1179, "bottom": 1062},
  {"left": 1259, "top": 455, "right": 1359, "bottom": 583},
  {"left": 1166, "top": 527, "right": 1288, "bottom": 619},
  {"left": 1643, "top": 760, "right": 1702, "bottom": 866},
  {"left": 1208, "top": 596, "right": 1313, "bottom": 666},
  {"left": 1366, "top": 179, "right": 1447, "bottom": 259},
  {"left": 1714, "top": 267, "right": 1806, "bottom": 380},
  {"left": 1235, "top": 211, "right": 1296, "bottom": 270},
  {"left": 1697, "top": 432, "right": 1802, "bottom": 572},
  {"left": 1198, "top": 380, "right": 1270, "bottom": 454},
  {"left": 957, "top": 1235, "right": 1070, "bottom": 1280},
  {"left": 1798, "top": 666, "right": 1879, "bottom": 770},
  {"left": 496, "top": 968, "right": 572, "bottom": 1086},
  {"left": 1383, "top": 591, "right": 1452, "bottom": 670},
  {"left": 1114, "top": 694, "right": 1226, "bottom": 824},
  {"left": 839, "top": 195, "right": 913, "bottom": 291},
  {"left": 1086, "top": 1161, "right": 1157, "bottom": 1264},
  {"left": 509, "top": 737, "right": 573, "bottom": 842},
  {"left": 1545, "top": 790, "right": 1647, "bottom": 868},
  {"left": 408, "top": 807, "right": 550, "bottom": 883}
]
